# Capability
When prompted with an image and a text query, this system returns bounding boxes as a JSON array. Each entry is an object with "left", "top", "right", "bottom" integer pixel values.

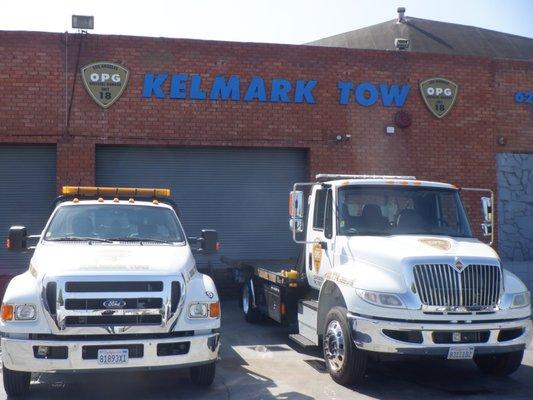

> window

[
  {"left": 313, "top": 189, "right": 327, "bottom": 230},
  {"left": 324, "top": 189, "right": 333, "bottom": 238}
]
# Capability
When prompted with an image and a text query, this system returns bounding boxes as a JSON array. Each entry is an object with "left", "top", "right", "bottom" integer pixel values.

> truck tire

[
  {"left": 3, "top": 366, "right": 31, "bottom": 396},
  {"left": 242, "top": 280, "right": 261, "bottom": 323},
  {"left": 190, "top": 362, "right": 216, "bottom": 387},
  {"left": 473, "top": 350, "right": 524, "bottom": 376},
  {"left": 323, "top": 307, "right": 367, "bottom": 386}
]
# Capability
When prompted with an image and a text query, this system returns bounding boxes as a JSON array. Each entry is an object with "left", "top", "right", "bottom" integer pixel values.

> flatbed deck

[{"left": 221, "top": 257, "right": 301, "bottom": 286}]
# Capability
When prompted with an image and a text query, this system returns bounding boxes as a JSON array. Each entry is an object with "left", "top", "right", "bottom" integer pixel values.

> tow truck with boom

[
  {"left": 227, "top": 174, "right": 531, "bottom": 385},
  {"left": 1, "top": 186, "right": 221, "bottom": 396}
]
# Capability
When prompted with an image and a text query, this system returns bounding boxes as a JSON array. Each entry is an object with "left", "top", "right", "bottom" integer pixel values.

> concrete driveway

[{"left": 2, "top": 300, "right": 532, "bottom": 399}]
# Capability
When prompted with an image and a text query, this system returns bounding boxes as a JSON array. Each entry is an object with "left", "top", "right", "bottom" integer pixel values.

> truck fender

[{"left": 317, "top": 280, "right": 347, "bottom": 338}]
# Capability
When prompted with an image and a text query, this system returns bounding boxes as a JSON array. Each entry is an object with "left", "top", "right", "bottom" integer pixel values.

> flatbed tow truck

[{"left": 226, "top": 174, "right": 531, "bottom": 385}]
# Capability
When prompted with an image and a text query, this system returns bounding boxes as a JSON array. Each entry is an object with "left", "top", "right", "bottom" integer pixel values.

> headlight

[
  {"left": 511, "top": 292, "right": 531, "bottom": 308},
  {"left": 188, "top": 301, "right": 220, "bottom": 319},
  {"left": 15, "top": 304, "right": 37, "bottom": 320},
  {"left": 1, "top": 304, "right": 37, "bottom": 321},
  {"left": 356, "top": 289, "right": 405, "bottom": 308}
]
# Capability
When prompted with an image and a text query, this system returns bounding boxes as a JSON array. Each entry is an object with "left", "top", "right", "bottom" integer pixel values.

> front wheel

[
  {"left": 3, "top": 366, "right": 31, "bottom": 396},
  {"left": 190, "top": 362, "right": 216, "bottom": 387},
  {"left": 474, "top": 350, "right": 524, "bottom": 376},
  {"left": 323, "top": 306, "right": 367, "bottom": 386}
]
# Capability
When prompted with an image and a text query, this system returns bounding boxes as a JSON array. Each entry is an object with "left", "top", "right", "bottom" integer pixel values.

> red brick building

[{"left": 1, "top": 15, "right": 532, "bottom": 294}]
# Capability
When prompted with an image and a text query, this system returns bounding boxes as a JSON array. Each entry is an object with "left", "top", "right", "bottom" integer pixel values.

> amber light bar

[{"left": 62, "top": 186, "right": 171, "bottom": 197}]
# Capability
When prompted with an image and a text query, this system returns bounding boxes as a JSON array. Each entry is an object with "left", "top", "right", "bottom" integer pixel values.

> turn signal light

[
  {"left": 1, "top": 304, "right": 14, "bottom": 321},
  {"left": 62, "top": 186, "right": 171, "bottom": 197},
  {"left": 209, "top": 301, "right": 220, "bottom": 318}
]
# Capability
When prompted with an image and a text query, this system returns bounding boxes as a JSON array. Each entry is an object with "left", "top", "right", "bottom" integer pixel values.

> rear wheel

[
  {"left": 190, "top": 362, "right": 216, "bottom": 387},
  {"left": 3, "top": 366, "right": 31, "bottom": 396},
  {"left": 323, "top": 307, "right": 367, "bottom": 386},
  {"left": 474, "top": 350, "right": 524, "bottom": 376},
  {"left": 242, "top": 280, "right": 261, "bottom": 323}
]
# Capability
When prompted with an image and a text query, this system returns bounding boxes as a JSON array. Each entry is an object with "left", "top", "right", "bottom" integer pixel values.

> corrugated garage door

[
  {"left": 96, "top": 146, "right": 307, "bottom": 267},
  {"left": 0, "top": 145, "right": 57, "bottom": 272}
]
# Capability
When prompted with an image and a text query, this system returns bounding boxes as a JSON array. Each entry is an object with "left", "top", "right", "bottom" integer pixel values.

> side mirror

[
  {"left": 289, "top": 191, "right": 304, "bottom": 218},
  {"left": 7, "top": 226, "right": 27, "bottom": 252},
  {"left": 289, "top": 191, "right": 305, "bottom": 234},
  {"left": 199, "top": 229, "right": 219, "bottom": 254},
  {"left": 481, "top": 197, "right": 492, "bottom": 237}
]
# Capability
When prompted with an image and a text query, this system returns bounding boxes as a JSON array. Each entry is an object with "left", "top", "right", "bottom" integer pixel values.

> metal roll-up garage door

[
  {"left": 96, "top": 146, "right": 308, "bottom": 267},
  {"left": 0, "top": 145, "right": 57, "bottom": 272}
]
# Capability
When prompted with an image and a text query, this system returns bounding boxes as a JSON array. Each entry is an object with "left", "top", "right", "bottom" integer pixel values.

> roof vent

[
  {"left": 395, "top": 38, "right": 410, "bottom": 50},
  {"left": 397, "top": 7, "right": 406, "bottom": 23}
]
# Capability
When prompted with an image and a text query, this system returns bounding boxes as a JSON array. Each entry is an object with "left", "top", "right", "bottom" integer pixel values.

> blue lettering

[
  {"left": 380, "top": 83, "right": 410, "bottom": 107},
  {"left": 190, "top": 75, "right": 206, "bottom": 100},
  {"left": 337, "top": 81, "right": 353, "bottom": 105},
  {"left": 243, "top": 77, "right": 267, "bottom": 102},
  {"left": 209, "top": 76, "right": 240, "bottom": 100},
  {"left": 295, "top": 80, "right": 317, "bottom": 104},
  {"left": 142, "top": 73, "right": 167, "bottom": 98},
  {"left": 355, "top": 82, "right": 378, "bottom": 106},
  {"left": 271, "top": 79, "right": 292, "bottom": 103},
  {"left": 170, "top": 74, "right": 188, "bottom": 99}
]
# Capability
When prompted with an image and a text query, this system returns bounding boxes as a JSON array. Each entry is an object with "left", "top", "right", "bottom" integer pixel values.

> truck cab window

[
  {"left": 324, "top": 189, "right": 333, "bottom": 239},
  {"left": 313, "top": 189, "right": 327, "bottom": 230}
]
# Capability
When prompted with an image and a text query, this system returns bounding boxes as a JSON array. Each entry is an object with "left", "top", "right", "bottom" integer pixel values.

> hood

[
  {"left": 339, "top": 235, "right": 499, "bottom": 272},
  {"left": 334, "top": 235, "right": 500, "bottom": 293},
  {"left": 30, "top": 242, "right": 194, "bottom": 279}
]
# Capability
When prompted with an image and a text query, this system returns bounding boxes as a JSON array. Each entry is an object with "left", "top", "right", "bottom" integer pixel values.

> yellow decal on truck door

[{"left": 312, "top": 242, "right": 322, "bottom": 272}]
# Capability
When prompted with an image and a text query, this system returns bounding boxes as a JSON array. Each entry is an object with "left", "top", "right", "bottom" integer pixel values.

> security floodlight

[{"left": 72, "top": 15, "right": 94, "bottom": 30}]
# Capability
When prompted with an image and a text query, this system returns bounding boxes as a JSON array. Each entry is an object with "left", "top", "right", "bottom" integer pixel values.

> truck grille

[
  {"left": 65, "top": 281, "right": 163, "bottom": 292},
  {"left": 413, "top": 264, "right": 501, "bottom": 308},
  {"left": 44, "top": 278, "right": 183, "bottom": 334}
]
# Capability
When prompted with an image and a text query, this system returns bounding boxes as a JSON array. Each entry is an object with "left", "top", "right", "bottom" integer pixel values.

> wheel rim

[
  {"left": 242, "top": 284, "right": 250, "bottom": 314},
  {"left": 324, "top": 320, "right": 346, "bottom": 372}
]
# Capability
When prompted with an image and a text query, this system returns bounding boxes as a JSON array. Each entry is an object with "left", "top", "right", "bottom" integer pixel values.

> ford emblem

[{"left": 103, "top": 299, "right": 126, "bottom": 309}]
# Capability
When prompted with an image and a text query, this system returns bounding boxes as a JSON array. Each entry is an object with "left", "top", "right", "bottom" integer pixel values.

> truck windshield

[
  {"left": 337, "top": 186, "right": 473, "bottom": 237},
  {"left": 44, "top": 204, "right": 185, "bottom": 243}
]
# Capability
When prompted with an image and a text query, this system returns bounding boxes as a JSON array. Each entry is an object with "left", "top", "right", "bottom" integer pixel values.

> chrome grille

[
  {"left": 43, "top": 277, "right": 184, "bottom": 335},
  {"left": 413, "top": 264, "right": 501, "bottom": 307}
]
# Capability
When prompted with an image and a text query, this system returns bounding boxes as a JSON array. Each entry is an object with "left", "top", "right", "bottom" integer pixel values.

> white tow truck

[
  {"left": 229, "top": 174, "right": 531, "bottom": 385},
  {"left": 1, "top": 186, "right": 221, "bottom": 396}
]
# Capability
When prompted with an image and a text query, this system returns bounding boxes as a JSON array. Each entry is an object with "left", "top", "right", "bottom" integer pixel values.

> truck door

[{"left": 306, "top": 186, "right": 335, "bottom": 289}]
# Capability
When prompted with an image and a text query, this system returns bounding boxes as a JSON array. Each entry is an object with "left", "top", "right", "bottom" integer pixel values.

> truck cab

[{"left": 1, "top": 186, "right": 221, "bottom": 396}]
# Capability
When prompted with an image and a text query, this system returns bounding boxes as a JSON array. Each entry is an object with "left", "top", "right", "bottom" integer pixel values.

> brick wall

[{"left": 1, "top": 31, "right": 532, "bottom": 295}]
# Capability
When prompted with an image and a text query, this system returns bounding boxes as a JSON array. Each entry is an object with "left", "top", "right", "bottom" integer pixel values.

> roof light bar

[
  {"left": 316, "top": 174, "right": 417, "bottom": 182},
  {"left": 62, "top": 186, "right": 171, "bottom": 197}
]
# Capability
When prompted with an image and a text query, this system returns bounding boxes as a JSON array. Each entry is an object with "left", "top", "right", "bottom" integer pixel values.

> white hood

[
  {"left": 335, "top": 235, "right": 500, "bottom": 293},
  {"left": 342, "top": 235, "right": 500, "bottom": 270},
  {"left": 30, "top": 242, "right": 194, "bottom": 279}
]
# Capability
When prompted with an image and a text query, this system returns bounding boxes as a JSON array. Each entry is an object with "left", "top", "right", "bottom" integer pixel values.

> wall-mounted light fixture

[
  {"left": 497, "top": 136, "right": 506, "bottom": 146},
  {"left": 385, "top": 126, "right": 395, "bottom": 135},
  {"left": 72, "top": 15, "right": 94, "bottom": 31},
  {"left": 335, "top": 134, "right": 352, "bottom": 142}
]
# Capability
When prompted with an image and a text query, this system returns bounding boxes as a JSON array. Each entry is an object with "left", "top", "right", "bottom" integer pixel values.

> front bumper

[
  {"left": 349, "top": 314, "right": 531, "bottom": 356},
  {"left": 1, "top": 333, "right": 219, "bottom": 373}
]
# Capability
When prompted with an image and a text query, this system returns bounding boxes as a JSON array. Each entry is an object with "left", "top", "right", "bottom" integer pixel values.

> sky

[{"left": 1, "top": 0, "right": 532, "bottom": 44}]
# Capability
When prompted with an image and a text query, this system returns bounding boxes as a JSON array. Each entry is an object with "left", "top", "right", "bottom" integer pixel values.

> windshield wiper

[
  {"left": 107, "top": 237, "right": 174, "bottom": 244},
  {"left": 47, "top": 237, "right": 112, "bottom": 243}
]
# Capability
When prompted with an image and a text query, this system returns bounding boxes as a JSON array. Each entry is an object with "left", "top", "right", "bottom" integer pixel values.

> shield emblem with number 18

[
  {"left": 81, "top": 62, "right": 129, "bottom": 109},
  {"left": 419, "top": 77, "right": 458, "bottom": 118}
]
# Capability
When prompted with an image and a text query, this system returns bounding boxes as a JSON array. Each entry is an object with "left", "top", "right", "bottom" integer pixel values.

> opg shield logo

[
  {"left": 419, "top": 77, "right": 458, "bottom": 118},
  {"left": 81, "top": 62, "right": 129, "bottom": 108}
]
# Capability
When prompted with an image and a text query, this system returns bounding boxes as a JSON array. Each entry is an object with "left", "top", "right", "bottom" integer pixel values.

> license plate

[
  {"left": 447, "top": 346, "right": 474, "bottom": 360},
  {"left": 97, "top": 349, "right": 129, "bottom": 365}
]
